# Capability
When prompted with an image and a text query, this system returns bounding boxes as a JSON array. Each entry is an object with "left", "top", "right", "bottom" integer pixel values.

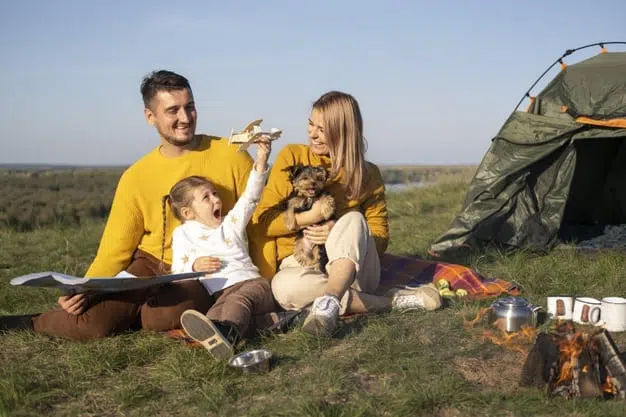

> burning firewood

[
  {"left": 463, "top": 308, "right": 625, "bottom": 400},
  {"left": 520, "top": 322, "right": 625, "bottom": 400},
  {"left": 592, "top": 330, "right": 626, "bottom": 399},
  {"left": 520, "top": 332, "right": 559, "bottom": 388}
]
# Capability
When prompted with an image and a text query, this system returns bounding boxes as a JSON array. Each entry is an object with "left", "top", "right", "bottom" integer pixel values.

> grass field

[{"left": 2, "top": 172, "right": 626, "bottom": 416}]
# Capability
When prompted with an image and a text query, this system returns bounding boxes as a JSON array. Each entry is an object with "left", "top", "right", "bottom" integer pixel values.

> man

[{"left": 1, "top": 70, "right": 258, "bottom": 340}]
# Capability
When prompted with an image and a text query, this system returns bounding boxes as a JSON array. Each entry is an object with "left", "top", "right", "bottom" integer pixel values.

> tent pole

[{"left": 509, "top": 41, "right": 626, "bottom": 120}]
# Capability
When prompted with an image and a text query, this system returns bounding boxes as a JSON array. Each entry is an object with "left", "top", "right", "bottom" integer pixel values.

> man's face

[{"left": 144, "top": 89, "right": 197, "bottom": 146}]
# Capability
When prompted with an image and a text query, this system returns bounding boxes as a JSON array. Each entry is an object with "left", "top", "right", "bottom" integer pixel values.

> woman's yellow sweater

[
  {"left": 85, "top": 136, "right": 253, "bottom": 278},
  {"left": 250, "top": 144, "right": 389, "bottom": 279}
]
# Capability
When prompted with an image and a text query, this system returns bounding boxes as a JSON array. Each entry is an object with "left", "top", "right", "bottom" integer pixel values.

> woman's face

[{"left": 307, "top": 108, "right": 330, "bottom": 156}]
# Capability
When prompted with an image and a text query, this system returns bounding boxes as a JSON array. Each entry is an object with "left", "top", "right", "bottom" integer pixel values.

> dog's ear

[
  {"left": 315, "top": 166, "right": 329, "bottom": 182},
  {"left": 283, "top": 164, "right": 305, "bottom": 181}
]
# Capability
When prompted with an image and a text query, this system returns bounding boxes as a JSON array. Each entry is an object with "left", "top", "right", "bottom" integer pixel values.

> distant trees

[
  {"left": 381, "top": 168, "right": 425, "bottom": 184},
  {"left": 0, "top": 168, "right": 121, "bottom": 231},
  {"left": 0, "top": 165, "right": 476, "bottom": 232},
  {"left": 379, "top": 166, "right": 475, "bottom": 185}
]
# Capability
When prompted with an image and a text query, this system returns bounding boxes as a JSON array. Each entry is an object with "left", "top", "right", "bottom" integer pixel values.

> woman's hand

[
  {"left": 58, "top": 293, "right": 90, "bottom": 316},
  {"left": 302, "top": 219, "right": 336, "bottom": 245},
  {"left": 192, "top": 256, "right": 222, "bottom": 273},
  {"left": 295, "top": 196, "right": 336, "bottom": 228}
]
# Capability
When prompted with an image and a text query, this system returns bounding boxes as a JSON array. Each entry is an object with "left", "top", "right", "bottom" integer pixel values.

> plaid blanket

[
  {"left": 375, "top": 253, "right": 520, "bottom": 300},
  {"left": 164, "top": 254, "right": 519, "bottom": 345}
]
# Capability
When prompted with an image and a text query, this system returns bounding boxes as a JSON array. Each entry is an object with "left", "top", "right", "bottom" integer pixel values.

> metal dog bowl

[{"left": 228, "top": 349, "right": 272, "bottom": 373}]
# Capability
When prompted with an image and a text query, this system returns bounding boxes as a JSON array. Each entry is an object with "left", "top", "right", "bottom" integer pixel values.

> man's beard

[{"left": 160, "top": 128, "right": 196, "bottom": 147}]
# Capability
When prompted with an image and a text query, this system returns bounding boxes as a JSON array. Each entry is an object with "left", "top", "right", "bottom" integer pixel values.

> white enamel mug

[
  {"left": 547, "top": 296, "right": 574, "bottom": 320},
  {"left": 572, "top": 297, "right": 601, "bottom": 325},
  {"left": 598, "top": 297, "right": 626, "bottom": 332}
]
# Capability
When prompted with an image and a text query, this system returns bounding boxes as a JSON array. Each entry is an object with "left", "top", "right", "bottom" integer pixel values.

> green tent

[{"left": 430, "top": 43, "right": 626, "bottom": 256}]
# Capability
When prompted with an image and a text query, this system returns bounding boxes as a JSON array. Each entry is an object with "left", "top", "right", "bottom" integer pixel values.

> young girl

[{"left": 164, "top": 137, "right": 276, "bottom": 360}]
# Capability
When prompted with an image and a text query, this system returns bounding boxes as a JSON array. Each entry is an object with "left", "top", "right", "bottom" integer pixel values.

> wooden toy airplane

[{"left": 229, "top": 118, "right": 282, "bottom": 151}]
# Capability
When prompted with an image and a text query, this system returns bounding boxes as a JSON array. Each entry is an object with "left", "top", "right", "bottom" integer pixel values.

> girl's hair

[
  {"left": 160, "top": 175, "right": 214, "bottom": 270},
  {"left": 312, "top": 91, "right": 366, "bottom": 200}
]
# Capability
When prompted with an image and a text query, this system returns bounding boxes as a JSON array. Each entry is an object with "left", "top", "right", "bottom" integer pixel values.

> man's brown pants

[
  {"left": 32, "top": 250, "right": 278, "bottom": 341},
  {"left": 32, "top": 250, "right": 213, "bottom": 341}
]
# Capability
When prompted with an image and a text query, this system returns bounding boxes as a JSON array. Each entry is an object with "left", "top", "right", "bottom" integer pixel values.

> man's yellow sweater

[
  {"left": 250, "top": 144, "right": 389, "bottom": 279},
  {"left": 85, "top": 136, "right": 253, "bottom": 278}
]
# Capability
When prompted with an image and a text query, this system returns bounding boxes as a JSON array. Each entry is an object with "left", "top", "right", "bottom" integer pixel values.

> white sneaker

[
  {"left": 301, "top": 295, "right": 341, "bottom": 337},
  {"left": 387, "top": 283, "right": 442, "bottom": 312}
]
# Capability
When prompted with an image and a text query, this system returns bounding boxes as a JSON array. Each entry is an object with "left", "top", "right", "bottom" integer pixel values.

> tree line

[
  {"left": 1, "top": 165, "right": 475, "bottom": 231},
  {"left": 380, "top": 165, "right": 476, "bottom": 184},
  {"left": 0, "top": 168, "right": 121, "bottom": 231}
]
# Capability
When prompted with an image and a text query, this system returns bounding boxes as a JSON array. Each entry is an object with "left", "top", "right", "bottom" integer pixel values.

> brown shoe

[{"left": 180, "top": 310, "right": 234, "bottom": 360}]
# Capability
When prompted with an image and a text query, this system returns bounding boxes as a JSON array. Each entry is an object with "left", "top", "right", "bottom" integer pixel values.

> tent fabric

[
  {"left": 534, "top": 52, "right": 626, "bottom": 119},
  {"left": 430, "top": 51, "right": 626, "bottom": 256}
]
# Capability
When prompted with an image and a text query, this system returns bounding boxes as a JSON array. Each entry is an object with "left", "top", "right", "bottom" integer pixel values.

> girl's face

[
  {"left": 307, "top": 108, "right": 330, "bottom": 156},
  {"left": 181, "top": 183, "right": 223, "bottom": 228}
]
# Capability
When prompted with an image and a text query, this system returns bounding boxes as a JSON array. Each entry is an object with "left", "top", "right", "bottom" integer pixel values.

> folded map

[{"left": 10, "top": 270, "right": 205, "bottom": 294}]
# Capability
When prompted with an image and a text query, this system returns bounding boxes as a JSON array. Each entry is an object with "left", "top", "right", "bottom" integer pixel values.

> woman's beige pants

[{"left": 271, "top": 211, "right": 380, "bottom": 314}]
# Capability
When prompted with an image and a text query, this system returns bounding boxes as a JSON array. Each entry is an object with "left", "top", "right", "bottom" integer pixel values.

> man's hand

[
  {"left": 192, "top": 256, "right": 222, "bottom": 273},
  {"left": 58, "top": 293, "right": 90, "bottom": 316},
  {"left": 254, "top": 136, "right": 272, "bottom": 173},
  {"left": 302, "top": 219, "right": 336, "bottom": 245}
]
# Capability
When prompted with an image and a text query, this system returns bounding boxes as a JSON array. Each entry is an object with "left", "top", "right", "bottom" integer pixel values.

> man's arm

[
  {"left": 84, "top": 171, "right": 145, "bottom": 278},
  {"left": 59, "top": 171, "right": 145, "bottom": 314}
]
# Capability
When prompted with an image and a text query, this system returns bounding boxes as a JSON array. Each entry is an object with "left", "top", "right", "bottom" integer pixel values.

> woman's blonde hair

[
  {"left": 160, "top": 175, "right": 213, "bottom": 269},
  {"left": 312, "top": 91, "right": 366, "bottom": 199}
]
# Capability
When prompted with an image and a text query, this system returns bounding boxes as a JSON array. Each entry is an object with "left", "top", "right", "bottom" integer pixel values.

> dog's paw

[
  {"left": 294, "top": 249, "right": 318, "bottom": 268},
  {"left": 284, "top": 209, "right": 297, "bottom": 231},
  {"left": 319, "top": 195, "right": 336, "bottom": 220},
  {"left": 294, "top": 238, "right": 322, "bottom": 269}
]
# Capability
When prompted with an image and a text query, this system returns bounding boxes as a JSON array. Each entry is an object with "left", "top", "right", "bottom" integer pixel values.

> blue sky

[{"left": 2, "top": 0, "right": 625, "bottom": 166}]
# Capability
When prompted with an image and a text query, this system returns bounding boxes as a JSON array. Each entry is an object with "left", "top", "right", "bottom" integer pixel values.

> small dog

[{"left": 283, "top": 164, "right": 336, "bottom": 272}]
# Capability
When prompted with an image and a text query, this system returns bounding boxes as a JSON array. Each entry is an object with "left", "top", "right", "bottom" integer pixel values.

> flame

[
  {"left": 481, "top": 325, "right": 538, "bottom": 354},
  {"left": 555, "top": 331, "right": 587, "bottom": 385},
  {"left": 462, "top": 308, "right": 538, "bottom": 354},
  {"left": 555, "top": 320, "right": 575, "bottom": 334},
  {"left": 463, "top": 307, "right": 490, "bottom": 327},
  {"left": 602, "top": 376, "right": 617, "bottom": 395}
]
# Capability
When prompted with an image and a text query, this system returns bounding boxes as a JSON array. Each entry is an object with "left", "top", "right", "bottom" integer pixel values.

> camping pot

[{"left": 488, "top": 296, "right": 542, "bottom": 332}]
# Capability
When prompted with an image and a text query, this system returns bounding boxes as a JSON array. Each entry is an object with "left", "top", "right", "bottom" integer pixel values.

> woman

[{"left": 252, "top": 91, "right": 441, "bottom": 336}]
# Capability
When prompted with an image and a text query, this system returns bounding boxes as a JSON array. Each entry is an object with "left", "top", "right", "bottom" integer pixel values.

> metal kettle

[{"left": 488, "top": 296, "right": 542, "bottom": 332}]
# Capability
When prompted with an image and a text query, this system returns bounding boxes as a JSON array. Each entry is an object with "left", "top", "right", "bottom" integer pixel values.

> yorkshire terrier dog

[{"left": 283, "top": 164, "right": 336, "bottom": 272}]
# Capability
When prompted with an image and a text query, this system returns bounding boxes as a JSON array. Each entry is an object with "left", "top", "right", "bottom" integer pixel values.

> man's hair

[{"left": 140, "top": 70, "right": 192, "bottom": 109}]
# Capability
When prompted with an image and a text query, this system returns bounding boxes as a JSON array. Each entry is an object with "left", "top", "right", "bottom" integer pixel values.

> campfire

[
  {"left": 520, "top": 322, "right": 625, "bottom": 399},
  {"left": 465, "top": 309, "right": 626, "bottom": 400}
]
